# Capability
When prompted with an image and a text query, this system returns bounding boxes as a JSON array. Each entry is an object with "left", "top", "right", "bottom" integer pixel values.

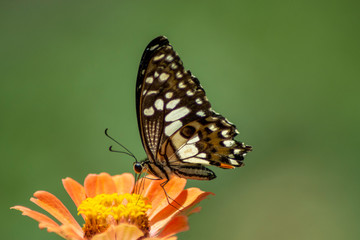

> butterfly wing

[
  {"left": 136, "top": 36, "right": 251, "bottom": 180},
  {"left": 136, "top": 36, "right": 210, "bottom": 161}
]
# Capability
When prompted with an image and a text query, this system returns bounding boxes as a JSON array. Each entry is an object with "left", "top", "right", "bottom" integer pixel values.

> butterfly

[{"left": 134, "top": 36, "right": 252, "bottom": 184}]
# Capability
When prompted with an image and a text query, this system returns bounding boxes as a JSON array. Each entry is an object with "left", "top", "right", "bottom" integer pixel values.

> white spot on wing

[
  {"left": 196, "top": 110, "right": 206, "bottom": 117},
  {"left": 145, "top": 77, "right": 153, "bottom": 84},
  {"left": 223, "top": 140, "right": 235, "bottom": 147},
  {"left": 195, "top": 98, "right": 203, "bottom": 104},
  {"left": 154, "top": 99, "right": 164, "bottom": 110},
  {"left": 166, "top": 99, "right": 181, "bottom": 109},
  {"left": 165, "top": 106, "right": 190, "bottom": 122},
  {"left": 153, "top": 54, "right": 165, "bottom": 61},
  {"left": 178, "top": 81, "right": 186, "bottom": 88},
  {"left": 165, "top": 92, "right": 173, "bottom": 99},
  {"left": 146, "top": 90, "right": 158, "bottom": 96},
  {"left": 229, "top": 159, "right": 240, "bottom": 165},
  {"left": 197, "top": 153, "right": 207, "bottom": 158},
  {"left": 176, "top": 71, "right": 183, "bottom": 79},
  {"left": 209, "top": 124, "right": 218, "bottom": 132},
  {"left": 144, "top": 107, "right": 154, "bottom": 116},
  {"left": 183, "top": 157, "right": 210, "bottom": 165},
  {"left": 159, "top": 73, "right": 170, "bottom": 82},
  {"left": 165, "top": 120, "right": 182, "bottom": 136},
  {"left": 177, "top": 145, "right": 199, "bottom": 159},
  {"left": 221, "top": 129, "right": 230, "bottom": 138},
  {"left": 186, "top": 90, "right": 195, "bottom": 96},
  {"left": 187, "top": 135, "right": 200, "bottom": 144},
  {"left": 171, "top": 63, "right": 178, "bottom": 69},
  {"left": 149, "top": 44, "right": 159, "bottom": 51},
  {"left": 206, "top": 116, "right": 218, "bottom": 121},
  {"left": 234, "top": 149, "right": 241, "bottom": 155},
  {"left": 165, "top": 55, "right": 174, "bottom": 62}
]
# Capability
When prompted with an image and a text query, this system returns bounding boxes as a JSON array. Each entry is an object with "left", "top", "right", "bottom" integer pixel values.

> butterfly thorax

[{"left": 136, "top": 157, "right": 172, "bottom": 180}]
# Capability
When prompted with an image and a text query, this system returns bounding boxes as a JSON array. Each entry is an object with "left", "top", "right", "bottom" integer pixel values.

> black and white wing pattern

[{"left": 136, "top": 36, "right": 252, "bottom": 181}]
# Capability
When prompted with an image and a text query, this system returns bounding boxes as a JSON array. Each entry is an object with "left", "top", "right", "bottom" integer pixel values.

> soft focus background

[{"left": 2, "top": 1, "right": 359, "bottom": 239}]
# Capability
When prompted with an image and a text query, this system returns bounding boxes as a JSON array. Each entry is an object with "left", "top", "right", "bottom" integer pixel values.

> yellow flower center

[{"left": 78, "top": 193, "right": 152, "bottom": 239}]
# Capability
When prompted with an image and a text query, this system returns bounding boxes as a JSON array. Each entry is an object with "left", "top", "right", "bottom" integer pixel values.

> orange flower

[{"left": 11, "top": 173, "right": 214, "bottom": 240}]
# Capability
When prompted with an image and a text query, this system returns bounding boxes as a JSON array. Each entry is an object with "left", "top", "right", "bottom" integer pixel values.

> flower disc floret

[{"left": 78, "top": 193, "right": 151, "bottom": 238}]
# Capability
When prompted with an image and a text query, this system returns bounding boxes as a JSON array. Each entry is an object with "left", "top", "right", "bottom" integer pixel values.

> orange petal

[
  {"left": 92, "top": 223, "right": 144, "bottom": 240},
  {"left": 30, "top": 191, "right": 83, "bottom": 236},
  {"left": 142, "top": 176, "right": 186, "bottom": 218},
  {"left": 189, "top": 206, "right": 202, "bottom": 214},
  {"left": 62, "top": 177, "right": 86, "bottom": 208},
  {"left": 171, "top": 188, "right": 214, "bottom": 216},
  {"left": 84, "top": 172, "right": 117, "bottom": 197},
  {"left": 149, "top": 188, "right": 214, "bottom": 236},
  {"left": 11, "top": 206, "right": 83, "bottom": 240},
  {"left": 157, "top": 215, "right": 189, "bottom": 238},
  {"left": 59, "top": 224, "right": 84, "bottom": 240},
  {"left": 11, "top": 205, "right": 60, "bottom": 231},
  {"left": 112, "top": 173, "right": 135, "bottom": 194}
]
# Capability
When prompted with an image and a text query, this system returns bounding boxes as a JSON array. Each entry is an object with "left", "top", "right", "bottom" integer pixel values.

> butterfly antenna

[
  {"left": 105, "top": 128, "right": 138, "bottom": 162},
  {"left": 108, "top": 146, "right": 135, "bottom": 157}
]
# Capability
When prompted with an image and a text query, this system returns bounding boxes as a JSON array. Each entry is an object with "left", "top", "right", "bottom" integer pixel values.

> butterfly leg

[
  {"left": 160, "top": 179, "right": 184, "bottom": 211},
  {"left": 136, "top": 174, "right": 184, "bottom": 210}
]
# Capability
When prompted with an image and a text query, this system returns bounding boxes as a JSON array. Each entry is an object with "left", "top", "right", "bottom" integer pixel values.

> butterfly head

[
  {"left": 133, "top": 161, "right": 144, "bottom": 174},
  {"left": 133, "top": 158, "right": 157, "bottom": 176}
]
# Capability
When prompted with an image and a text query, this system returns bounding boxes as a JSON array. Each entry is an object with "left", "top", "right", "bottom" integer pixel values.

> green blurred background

[{"left": 2, "top": 0, "right": 359, "bottom": 239}]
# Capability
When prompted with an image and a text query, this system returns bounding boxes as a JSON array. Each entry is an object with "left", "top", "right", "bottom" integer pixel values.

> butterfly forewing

[
  {"left": 136, "top": 36, "right": 252, "bottom": 180},
  {"left": 136, "top": 37, "right": 210, "bottom": 159}
]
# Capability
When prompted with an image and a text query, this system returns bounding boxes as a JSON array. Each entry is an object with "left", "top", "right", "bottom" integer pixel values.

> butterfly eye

[{"left": 133, "top": 162, "right": 143, "bottom": 174}]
